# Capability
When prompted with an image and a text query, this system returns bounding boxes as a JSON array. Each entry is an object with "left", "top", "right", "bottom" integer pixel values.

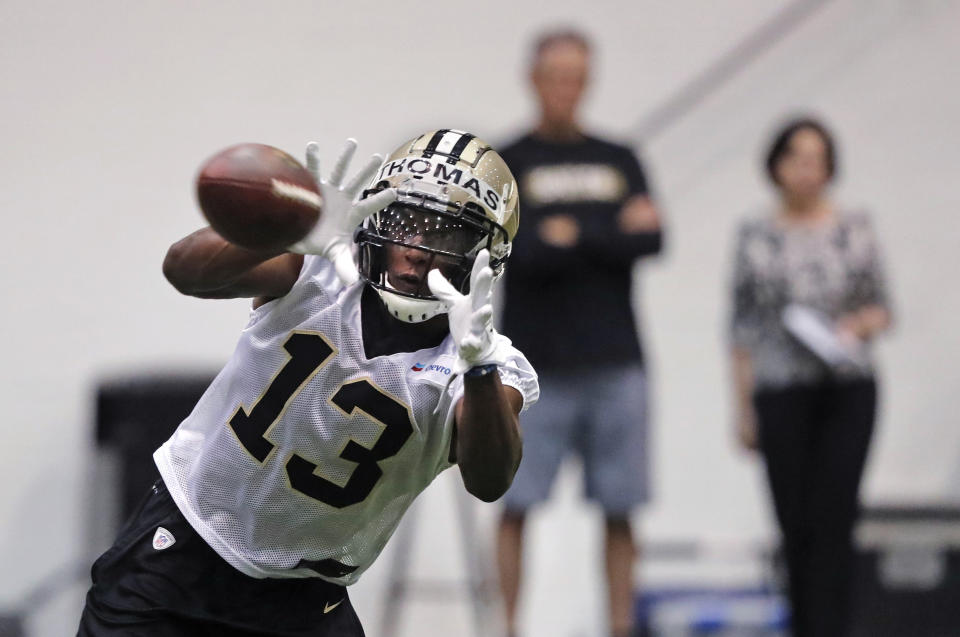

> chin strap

[{"left": 375, "top": 283, "right": 447, "bottom": 324}]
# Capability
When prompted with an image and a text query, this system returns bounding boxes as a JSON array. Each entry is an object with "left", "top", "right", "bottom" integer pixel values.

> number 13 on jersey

[{"left": 228, "top": 331, "right": 415, "bottom": 508}]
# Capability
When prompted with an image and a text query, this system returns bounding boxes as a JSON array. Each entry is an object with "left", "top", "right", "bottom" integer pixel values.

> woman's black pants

[{"left": 755, "top": 378, "right": 877, "bottom": 637}]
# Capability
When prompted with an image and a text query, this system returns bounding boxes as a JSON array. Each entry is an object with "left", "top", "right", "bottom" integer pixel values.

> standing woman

[{"left": 729, "top": 117, "right": 893, "bottom": 637}]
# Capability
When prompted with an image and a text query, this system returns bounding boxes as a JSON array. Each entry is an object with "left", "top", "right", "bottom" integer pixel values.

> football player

[{"left": 78, "top": 130, "right": 539, "bottom": 636}]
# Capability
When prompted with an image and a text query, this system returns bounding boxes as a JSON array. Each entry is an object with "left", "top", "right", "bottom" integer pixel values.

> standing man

[{"left": 496, "top": 30, "right": 664, "bottom": 637}]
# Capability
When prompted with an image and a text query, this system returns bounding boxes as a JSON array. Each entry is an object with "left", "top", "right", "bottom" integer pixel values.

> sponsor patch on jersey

[
  {"left": 408, "top": 356, "right": 456, "bottom": 387},
  {"left": 152, "top": 527, "right": 176, "bottom": 550}
]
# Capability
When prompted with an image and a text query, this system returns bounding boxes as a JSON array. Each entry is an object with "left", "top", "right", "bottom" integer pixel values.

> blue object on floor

[{"left": 635, "top": 587, "right": 790, "bottom": 636}]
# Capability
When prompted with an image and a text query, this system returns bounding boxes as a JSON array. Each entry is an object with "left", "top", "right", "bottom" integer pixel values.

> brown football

[{"left": 196, "top": 143, "right": 321, "bottom": 252}]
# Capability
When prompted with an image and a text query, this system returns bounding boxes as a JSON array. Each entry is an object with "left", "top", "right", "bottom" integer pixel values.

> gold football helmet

[{"left": 356, "top": 130, "right": 519, "bottom": 323}]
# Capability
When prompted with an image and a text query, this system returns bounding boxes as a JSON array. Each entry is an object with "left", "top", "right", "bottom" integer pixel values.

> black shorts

[{"left": 78, "top": 480, "right": 365, "bottom": 637}]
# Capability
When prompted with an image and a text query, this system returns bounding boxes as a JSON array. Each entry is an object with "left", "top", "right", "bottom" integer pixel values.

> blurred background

[{"left": 1, "top": 0, "right": 958, "bottom": 635}]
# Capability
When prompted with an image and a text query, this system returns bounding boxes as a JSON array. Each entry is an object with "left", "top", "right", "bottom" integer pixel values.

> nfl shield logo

[{"left": 152, "top": 527, "right": 176, "bottom": 550}]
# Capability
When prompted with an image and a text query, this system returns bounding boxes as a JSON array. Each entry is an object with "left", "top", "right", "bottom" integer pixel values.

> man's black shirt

[{"left": 500, "top": 133, "right": 663, "bottom": 371}]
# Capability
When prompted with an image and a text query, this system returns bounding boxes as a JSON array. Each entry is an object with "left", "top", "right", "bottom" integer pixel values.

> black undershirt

[
  {"left": 360, "top": 285, "right": 448, "bottom": 359},
  {"left": 360, "top": 285, "right": 460, "bottom": 462}
]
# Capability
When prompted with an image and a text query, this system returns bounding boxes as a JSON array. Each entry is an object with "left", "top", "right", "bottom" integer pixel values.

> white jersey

[{"left": 155, "top": 255, "right": 538, "bottom": 584}]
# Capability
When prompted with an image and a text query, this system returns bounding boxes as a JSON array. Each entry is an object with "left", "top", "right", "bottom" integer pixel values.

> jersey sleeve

[
  {"left": 493, "top": 350, "right": 540, "bottom": 412},
  {"left": 450, "top": 343, "right": 540, "bottom": 412},
  {"left": 296, "top": 254, "right": 347, "bottom": 295},
  {"left": 431, "top": 343, "right": 540, "bottom": 476},
  {"left": 244, "top": 254, "right": 347, "bottom": 327}
]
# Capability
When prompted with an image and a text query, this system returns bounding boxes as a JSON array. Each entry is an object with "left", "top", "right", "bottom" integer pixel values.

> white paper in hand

[{"left": 782, "top": 304, "right": 868, "bottom": 371}]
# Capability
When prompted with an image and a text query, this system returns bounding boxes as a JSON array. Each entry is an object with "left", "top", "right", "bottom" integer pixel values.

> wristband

[{"left": 464, "top": 363, "right": 498, "bottom": 378}]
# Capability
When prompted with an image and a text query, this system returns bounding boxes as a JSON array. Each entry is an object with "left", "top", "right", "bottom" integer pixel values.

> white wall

[{"left": 1, "top": 1, "right": 958, "bottom": 635}]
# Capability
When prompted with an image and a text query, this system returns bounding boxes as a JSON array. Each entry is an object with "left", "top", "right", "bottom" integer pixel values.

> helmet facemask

[
  {"left": 353, "top": 130, "right": 519, "bottom": 323},
  {"left": 357, "top": 180, "right": 510, "bottom": 323}
]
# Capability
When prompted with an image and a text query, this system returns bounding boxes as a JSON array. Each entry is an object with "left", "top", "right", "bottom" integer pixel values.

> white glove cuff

[{"left": 452, "top": 332, "right": 512, "bottom": 375}]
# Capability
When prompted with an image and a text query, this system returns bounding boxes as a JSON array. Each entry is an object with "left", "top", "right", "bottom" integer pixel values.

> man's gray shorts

[{"left": 503, "top": 363, "right": 650, "bottom": 516}]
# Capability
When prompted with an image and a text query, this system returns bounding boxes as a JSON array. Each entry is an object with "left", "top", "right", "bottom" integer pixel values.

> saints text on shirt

[{"left": 522, "top": 163, "right": 627, "bottom": 206}]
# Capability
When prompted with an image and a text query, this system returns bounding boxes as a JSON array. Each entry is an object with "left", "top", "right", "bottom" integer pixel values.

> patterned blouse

[{"left": 729, "top": 210, "right": 890, "bottom": 389}]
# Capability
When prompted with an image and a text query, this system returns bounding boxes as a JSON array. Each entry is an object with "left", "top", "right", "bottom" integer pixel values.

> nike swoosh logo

[{"left": 324, "top": 598, "right": 344, "bottom": 614}]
